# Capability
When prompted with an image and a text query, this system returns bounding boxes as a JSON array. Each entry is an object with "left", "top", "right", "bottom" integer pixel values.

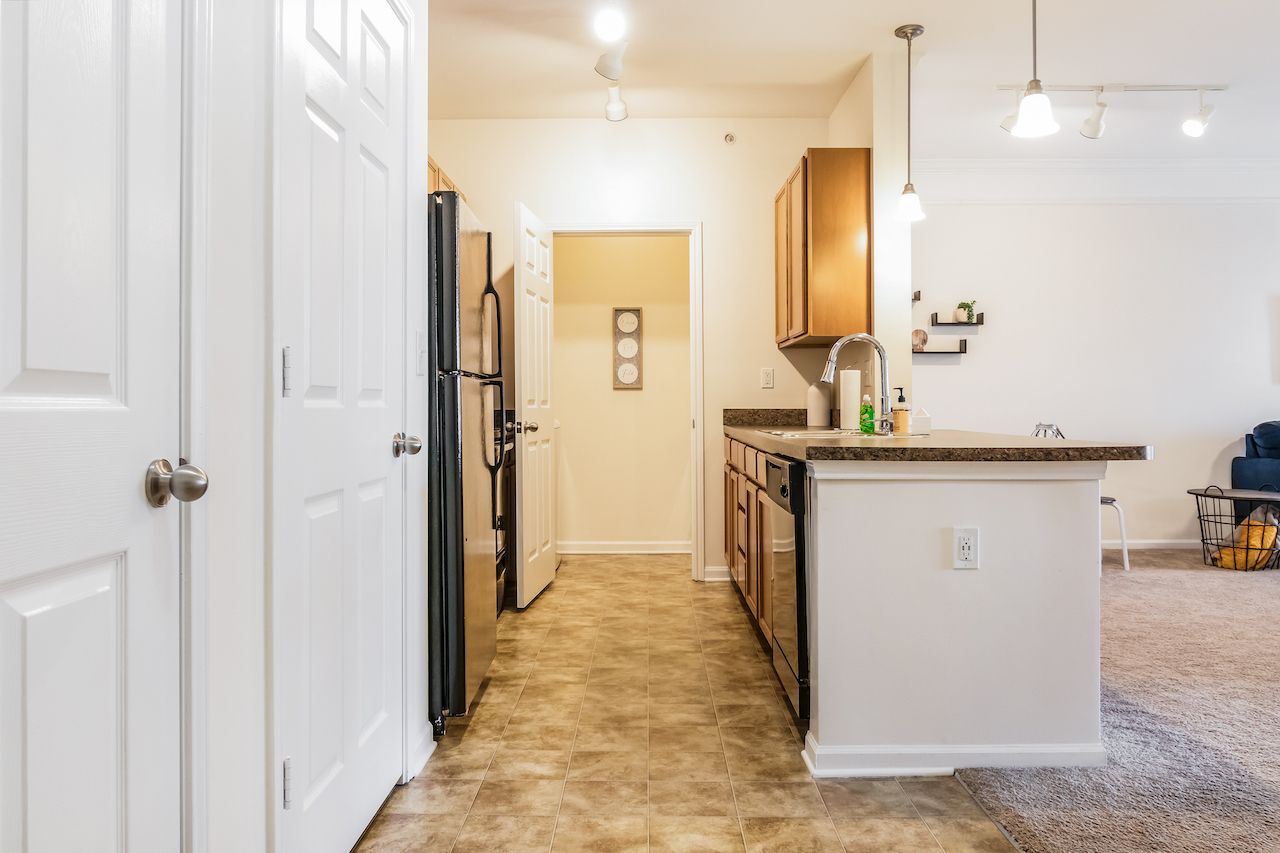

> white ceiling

[{"left": 429, "top": 0, "right": 1280, "bottom": 158}]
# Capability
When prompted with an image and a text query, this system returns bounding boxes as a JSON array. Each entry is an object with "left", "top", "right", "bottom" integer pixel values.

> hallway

[{"left": 356, "top": 556, "right": 1012, "bottom": 852}]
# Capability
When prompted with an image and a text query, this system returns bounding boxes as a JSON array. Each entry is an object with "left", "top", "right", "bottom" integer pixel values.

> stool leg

[{"left": 1111, "top": 501, "right": 1131, "bottom": 572}]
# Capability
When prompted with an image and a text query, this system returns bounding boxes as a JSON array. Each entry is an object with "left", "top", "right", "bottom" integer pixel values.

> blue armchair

[{"left": 1231, "top": 422, "right": 1280, "bottom": 493}]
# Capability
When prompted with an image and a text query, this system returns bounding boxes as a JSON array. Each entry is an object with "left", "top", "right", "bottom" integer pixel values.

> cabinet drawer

[
  {"left": 756, "top": 453, "right": 769, "bottom": 485},
  {"left": 724, "top": 435, "right": 732, "bottom": 461},
  {"left": 744, "top": 447, "right": 759, "bottom": 481},
  {"left": 732, "top": 440, "right": 746, "bottom": 473}
]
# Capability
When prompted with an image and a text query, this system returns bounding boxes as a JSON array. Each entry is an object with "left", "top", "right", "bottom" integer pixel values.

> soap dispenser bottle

[
  {"left": 858, "top": 394, "right": 875, "bottom": 434},
  {"left": 891, "top": 387, "right": 912, "bottom": 435}
]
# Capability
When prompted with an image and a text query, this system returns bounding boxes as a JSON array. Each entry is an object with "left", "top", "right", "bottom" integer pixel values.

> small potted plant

[{"left": 954, "top": 300, "right": 977, "bottom": 323}]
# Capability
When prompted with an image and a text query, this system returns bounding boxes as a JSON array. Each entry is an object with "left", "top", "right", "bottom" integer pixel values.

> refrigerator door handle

[{"left": 481, "top": 379, "right": 506, "bottom": 473}]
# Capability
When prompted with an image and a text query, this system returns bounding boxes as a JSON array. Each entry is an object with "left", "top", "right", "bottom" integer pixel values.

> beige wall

[
  {"left": 428, "top": 117, "right": 834, "bottom": 575},
  {"left": 553, "top": 234, "right": 692, "bottom": 551}
]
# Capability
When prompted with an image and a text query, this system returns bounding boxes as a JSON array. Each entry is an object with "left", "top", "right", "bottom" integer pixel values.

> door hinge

[
  {"left": 281, "top": 346, "right": 293, "bottom": 398},
  {"left": 282, "top": 756, "right": 293, "bottom": 810},
  {"left": 415, "top": 331, "right": 427, "bottom": 377}
]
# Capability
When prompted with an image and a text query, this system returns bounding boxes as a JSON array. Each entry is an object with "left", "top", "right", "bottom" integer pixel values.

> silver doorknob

[
  {"left": 525, "top": 422, "right": 540, "bottom": 433},
  {"left": 145, "top": 459, "right": 209, "bottom": 508},
  {"left": 393, "top": 433, "right": 423, "bottom": 457}
]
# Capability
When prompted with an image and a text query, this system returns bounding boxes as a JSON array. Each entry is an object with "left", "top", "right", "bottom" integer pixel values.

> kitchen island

[{"left": 723, "top": 410, "right": 1152, "bottom": 778}]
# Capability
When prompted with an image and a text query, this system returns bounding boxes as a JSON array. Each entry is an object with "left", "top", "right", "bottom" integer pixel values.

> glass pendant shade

[
  {"left": 897, "top": 184, "right": 925, "bottom": 222},
  {"left": 1011, "top": 82, "right": 1059, "bottom": 138}
]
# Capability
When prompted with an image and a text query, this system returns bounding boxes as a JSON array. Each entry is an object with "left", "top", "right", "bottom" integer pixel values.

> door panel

[
  {"left": 786, "top": 158, "right": 807, "bottom": 341},
  {"left": 773, "top": 187, "right": 789, "bottom": 344},
  {"left": 0, "top": 0, "right": 183, "bottom": 850},
  {"left": 514, "top": 204, "right": 556, "bottom": 608},
  {"left": 276, "top": 0, "right": 410, "bottom": 849}
]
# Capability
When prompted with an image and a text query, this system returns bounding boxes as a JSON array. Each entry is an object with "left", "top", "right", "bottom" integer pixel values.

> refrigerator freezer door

[{"left": 434, "top": 193, "right": 494, "bottom": 376}]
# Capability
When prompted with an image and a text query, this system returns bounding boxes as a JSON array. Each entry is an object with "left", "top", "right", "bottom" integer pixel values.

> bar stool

[{"left": 1033, "top": 423, "right": 1131, "bottom": 572}]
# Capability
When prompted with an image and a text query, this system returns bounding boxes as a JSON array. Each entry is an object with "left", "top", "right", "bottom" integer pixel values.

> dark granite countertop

[{"left": 723, "top": 421, "right": 1152, "bottom": 463}]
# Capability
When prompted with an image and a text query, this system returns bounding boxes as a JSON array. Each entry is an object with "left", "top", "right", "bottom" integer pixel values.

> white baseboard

[
  {"left": 556, "top": 540, "right": 693, "bottom": 555},
  {"left": 702, "top": 564, "right": 730, "bottom": 582},
  {"left": 802, "top": 732, "right": 1107, "bottom": 778},
  {"left": 1103, "top": 539, "right": 1200, "bottom": 549}
]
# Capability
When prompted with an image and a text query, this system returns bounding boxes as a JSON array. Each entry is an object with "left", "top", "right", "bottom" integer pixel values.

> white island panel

[{"left": 802, "top": 460, "right": 1109, "bottom": 777}]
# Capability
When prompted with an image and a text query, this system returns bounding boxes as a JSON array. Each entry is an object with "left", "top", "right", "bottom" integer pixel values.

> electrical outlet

[
  {"left": 953, "top": 527, "right": 979, "bottom": 569},
  {"left": 760, "top": 368, "right": 775, "bottom": 389}
]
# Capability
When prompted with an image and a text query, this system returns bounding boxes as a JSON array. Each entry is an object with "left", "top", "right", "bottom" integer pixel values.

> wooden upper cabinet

[
  {"left": 786, "top": 159, "right": 807, "bottom": 341},
  {"left": 773, "top": 187, "right": 789, "bottom": 343},
  {"left": 774, "top": 148, "right": 873, "bottom": 348},
  {"left": 428, "top": 155, "right": 467, "bottom": 201}
]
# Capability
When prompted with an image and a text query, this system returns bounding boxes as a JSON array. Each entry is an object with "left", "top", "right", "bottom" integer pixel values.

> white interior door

[
  {"left": 274, "top": 0, "right": 411, "bottom": 849},
  {"left": 0, "top": 1, "right": 183, "bottom": 851},
  {"left": 514, "top": 204, "right": 557, "bottom": 607}
]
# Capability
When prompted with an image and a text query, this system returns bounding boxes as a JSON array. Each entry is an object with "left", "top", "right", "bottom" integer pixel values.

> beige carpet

[{"left": 959, "top": 549, "right": 1280, "bottom": 853}]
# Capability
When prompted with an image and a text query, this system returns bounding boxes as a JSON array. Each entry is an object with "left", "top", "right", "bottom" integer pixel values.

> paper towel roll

[
  {"left": 807, "top": 383, "right": 832, "bottom": 427},
  {"left": 839, "top": 369, "right": 861, "bottom": 430}
]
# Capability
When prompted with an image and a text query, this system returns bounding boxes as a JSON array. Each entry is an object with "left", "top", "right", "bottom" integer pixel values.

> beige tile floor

[{"left": 357, "top": 555, "right": 1016, "bottom": 853}]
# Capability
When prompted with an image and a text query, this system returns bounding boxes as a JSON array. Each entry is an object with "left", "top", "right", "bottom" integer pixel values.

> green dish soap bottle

[{"left": 858, "top": 394, "right": 875, "bottom": 434}]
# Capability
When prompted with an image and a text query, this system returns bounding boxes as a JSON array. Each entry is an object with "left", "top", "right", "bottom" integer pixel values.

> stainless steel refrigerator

[{"left": 427, "top": 192, "right": 508, "bottom": 730}]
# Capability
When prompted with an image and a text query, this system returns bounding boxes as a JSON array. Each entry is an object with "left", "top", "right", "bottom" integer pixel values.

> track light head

[
  {"left": 605, "top": 84, "right": 628, "bottom": 122},
  {"left": 1080, "top": 95, "right": 1108, "bottom": 139},
  {"left": 1182, "top": 104, "right": 1214, "bottom": 138},
  {"left": 594, "top": 42, "right": 628, "bottom": 81}
]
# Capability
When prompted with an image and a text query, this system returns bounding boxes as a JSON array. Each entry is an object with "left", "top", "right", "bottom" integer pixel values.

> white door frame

[{"left": 545, "top": 222, "right": 708, "bottom": 582}]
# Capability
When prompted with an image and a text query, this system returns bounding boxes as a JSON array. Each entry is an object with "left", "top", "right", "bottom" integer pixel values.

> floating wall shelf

[
  {"left": 913, "top": 340, "right": 968, "bottom": 355},
  {"left": 930, "top": 312, "right": 984, "bottom": 327}
]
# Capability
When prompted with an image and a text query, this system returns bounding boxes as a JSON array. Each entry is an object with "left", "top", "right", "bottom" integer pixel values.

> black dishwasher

[{"left": 763, "top": 454, "right": 809, "bottom": 721}]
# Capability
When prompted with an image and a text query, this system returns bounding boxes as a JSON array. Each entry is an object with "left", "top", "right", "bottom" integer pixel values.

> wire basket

[{"left": 1188, "top": 486, "right": 1280, "bottom": 571}]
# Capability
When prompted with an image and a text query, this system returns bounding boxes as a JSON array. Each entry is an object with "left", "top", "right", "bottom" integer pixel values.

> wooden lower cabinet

[
  {"left": 743, "top": 480, "right": 759, "bottom": 618},
  {"left": 755, "top": 485, "right": 773, "bottom": 644},
  {"left": 724, "top": 436, "right": 773, "bottom": 640}
]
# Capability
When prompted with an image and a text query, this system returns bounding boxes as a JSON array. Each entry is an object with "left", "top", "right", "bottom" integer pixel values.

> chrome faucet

[{"left": 820, "top": 333, "right": 892, "bottom": 434}]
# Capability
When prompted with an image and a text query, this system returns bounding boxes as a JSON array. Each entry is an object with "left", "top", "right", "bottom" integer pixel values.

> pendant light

[
  {"left": 894, "top": 24, "right": 925, "bottom": 223},
  {"left": 1010, "top": 0, "right": 1059, "bottom": 138}
]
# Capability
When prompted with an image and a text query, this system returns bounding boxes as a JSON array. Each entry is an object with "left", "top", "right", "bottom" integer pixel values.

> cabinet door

[
  {"left": 774, "top": 185, "right": 789, "bottom": 343},
  {"left": 744, "top": 482, "right": 759, "bottom": 618},
  {"left": 427, "top": 156, "right": 441, "bottom": 193},
  {"left": 724, "top": 464, "right": 736, "bottom": 570},
  {"left": 786, "top": 157, "right": 808, "bottom": 341},
  {"left": 755, "top": 487, "right": 773, "bottom": 644},
  {"left": 735, "top": 476, "right": 749, "bottom": 591}
]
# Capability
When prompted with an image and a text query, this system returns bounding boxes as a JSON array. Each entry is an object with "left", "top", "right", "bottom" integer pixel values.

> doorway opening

[{"left": 548, "top": 226, "right": 706, "bottom": 579}]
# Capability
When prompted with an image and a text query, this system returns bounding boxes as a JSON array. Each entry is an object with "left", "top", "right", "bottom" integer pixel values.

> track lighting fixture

[
  {"left": 605, "top": 84, "right": 628, "bottom": 122},
  {"left": 894, "top": 24, "right": 925, "bottom": 223},
  {"left": 1182, "top": 90, "right": 1214, "bottom": 138},
  {"left": 1080, "top": 90, "right": 1107, "bottom": 139},
  {"left": 1010, "top": 0, "right": 1059, "bottom": 138},
  {"left": 594, "top": 42, "right": 628, "bottom": 81},
  {"left": 997, "top": 83, "right": 1227, "bottom": 141}
]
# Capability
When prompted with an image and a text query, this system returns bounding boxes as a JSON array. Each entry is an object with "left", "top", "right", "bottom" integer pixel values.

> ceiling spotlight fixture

[
  {"left": 1010, "top": 0, "right": 1059, "bottom": 138},
  {"left": 1181, "top": 89, "right": 1214, "bottom": 138},
  {"left": 894, "top": 24, "right": 925, "bottom": 223},
  {"left": 593, "top": 8, "right": 627, "bottom": 43},
  {"left": 594, "top": 41, "right": 628, "bottom": 81},
  {"left": 605, "top": 84, "right": 628, "bottom": 122},
  {"left": 1080, "top": 89, "right": 1108, "bottom": 139},
  {"left": 999, "top": 90, "right": 1022, "bottom": 133}
]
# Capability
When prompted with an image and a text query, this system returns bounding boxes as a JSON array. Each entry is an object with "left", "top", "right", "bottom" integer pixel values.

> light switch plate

[
  {"left": 760, "top": 368, "right": 775, "bottom": 389},
  {"left": 953, "top": 527, "right": 979, "bottom": 569}
]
